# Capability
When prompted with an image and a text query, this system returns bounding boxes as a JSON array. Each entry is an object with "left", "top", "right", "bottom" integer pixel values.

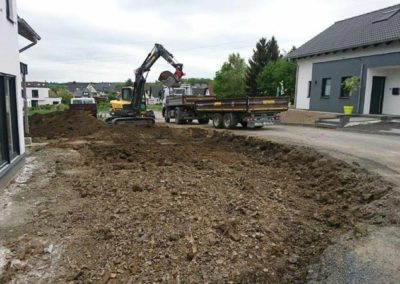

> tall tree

[
  {"left": 245, "top": 37, "right": 280, "bottom": 96},
  {"left": 213, "top": 53, "right": 247, "bottom": 99},
  {"left": 266, "top": 36, "right": 280, "bottom": 61},
  {"left": 256, "top": 58, "right": 296, "bottom": 103}
]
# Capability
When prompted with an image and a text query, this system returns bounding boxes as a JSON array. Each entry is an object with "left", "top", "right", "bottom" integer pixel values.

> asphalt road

[{"left": 156, "top": 111, "right": 400, "bottom": 186}]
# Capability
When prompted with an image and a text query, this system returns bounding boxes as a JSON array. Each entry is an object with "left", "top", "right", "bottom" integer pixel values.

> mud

[{"left": 1, "top": 113, "right": 395, "bottom": 283}]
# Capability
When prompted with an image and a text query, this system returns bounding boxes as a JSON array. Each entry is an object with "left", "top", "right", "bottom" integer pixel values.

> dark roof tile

[{"left": 288, "top": 4, "right": 400, "bottom": 59}]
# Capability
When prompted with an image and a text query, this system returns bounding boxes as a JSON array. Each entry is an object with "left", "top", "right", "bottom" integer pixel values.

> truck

[
  {"left": 163, "top": 95, "right": 289, "bottom": 129},
  {"left": 69, "top": 97, "right": 97, "bottom": 117}
]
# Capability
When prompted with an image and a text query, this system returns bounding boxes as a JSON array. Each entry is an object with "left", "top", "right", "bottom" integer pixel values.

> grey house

[{"left": 288, "top": 4, "right": 400, "bottom": 115}]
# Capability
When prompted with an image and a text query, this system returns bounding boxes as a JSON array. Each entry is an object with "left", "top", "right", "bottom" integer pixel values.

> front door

[{"left": 370, "top": 76, "right": 386, "bottom": 114}]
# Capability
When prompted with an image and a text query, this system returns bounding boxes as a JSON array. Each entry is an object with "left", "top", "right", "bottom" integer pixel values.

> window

[
  {"left": 32, "top": 89, "right": 39, "bottom": 98},
  {"left": 5, "top": 0, "right": 14, "bottom": 22},
  {"left": 0, "top": 75, "right": 20, "bottom": 165},
  {"left": 340, "top": 77, "right": 351, "bottom": 98},
  {"left": 122, "top": 89, "right": 131, "bottom": 101},
  {"left": 307, "top": 81, "right": 312, "bottom": 98},
  {"left": 321, "top": 78, "right": 332, "bottom": 97},
  {"left": 372, "top": 8, "right": 400, "bottom": 24}
]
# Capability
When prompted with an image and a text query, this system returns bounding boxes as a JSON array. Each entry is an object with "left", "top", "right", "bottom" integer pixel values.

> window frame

[
  {"left": 5, "top": 0, "right": 14, "bottom": 23},
  {"left": 321, "top": 78, "right": 332, "bottom": 98},
  {"left": 32, "top": 89, "right": 39, "bottom": 98}
]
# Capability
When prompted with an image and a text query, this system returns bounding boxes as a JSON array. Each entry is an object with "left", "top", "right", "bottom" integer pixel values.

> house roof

[
  {"left": 288, "top": 4, "right": 400, "bottom": 59},
  {"left": 26, "top": 81, "right": 49, "bottom": 88}
]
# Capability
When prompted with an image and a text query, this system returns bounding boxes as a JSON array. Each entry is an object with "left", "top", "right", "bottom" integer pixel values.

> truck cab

[{"left": 162, "top": 84, "right": 193, "bottom": 116}]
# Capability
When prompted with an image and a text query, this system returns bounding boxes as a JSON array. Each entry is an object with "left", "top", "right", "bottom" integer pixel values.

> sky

[{"left": 18, "top": 0, "right": 400, "bottom": 83}]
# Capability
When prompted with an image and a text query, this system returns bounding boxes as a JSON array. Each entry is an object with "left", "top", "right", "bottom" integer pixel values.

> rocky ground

[{"left": 0, "top": 111, "right": 397, "bottom": 283}]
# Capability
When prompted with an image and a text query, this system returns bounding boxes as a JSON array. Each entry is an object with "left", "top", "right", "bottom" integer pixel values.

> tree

[
  {"left": 213, "top": 53, "right": 247, "bottom": 99},
  {"left": 49, "top": 87, "right": 73, "bottom": 104},
  {"left": 245, "top": 37, "right": 280, "bottom": 96},
  {"left": 266, "top": 36, "right": 279, "bottom": 61},
  {"left": 257, "top": 58, "right": 296, "bottom": 103},
  {"left": 182, "top": 78, "right": 212, "bottom": 85},
  {"left": 124, "top": 78, "right": 134, "bottom": 87}
]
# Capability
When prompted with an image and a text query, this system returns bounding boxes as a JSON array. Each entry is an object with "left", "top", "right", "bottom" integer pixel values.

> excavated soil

[
  {"left": 29, "top": 111, "right": 105, "bottom": 139},
  {"left": 2, "top": 113, "right": 394, "bottom": 283}
]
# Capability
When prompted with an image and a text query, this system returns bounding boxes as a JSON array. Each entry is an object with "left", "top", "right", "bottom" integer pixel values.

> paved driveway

[{"left": 233, "top": 125, "right": 400, "bottom": 185}]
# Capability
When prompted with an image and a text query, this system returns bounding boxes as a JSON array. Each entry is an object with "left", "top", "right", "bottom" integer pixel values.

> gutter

[{"left": 17, "top": 16, "right": 41, "bottom": 53}]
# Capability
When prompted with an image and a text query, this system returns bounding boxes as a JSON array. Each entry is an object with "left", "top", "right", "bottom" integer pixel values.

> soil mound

[{"left": 29, "top": 111, "right": 105, "bottom": 139}]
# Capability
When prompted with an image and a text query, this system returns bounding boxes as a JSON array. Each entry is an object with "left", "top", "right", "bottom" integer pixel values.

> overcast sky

[{"left": 18, "top": 0, "right": 399, "bottom": 83}]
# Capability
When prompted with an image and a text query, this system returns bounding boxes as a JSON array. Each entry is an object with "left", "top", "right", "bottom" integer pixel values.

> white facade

[
  {"left": 295, "top": 42, "right": 400, "bottom": 112},
  {"left": 0, "top": 0, "right": 25, "bottom": 154},
  {"left": 0, "top": 0, "right": 40, "bottom": 187},
  {"left": 26, "top": 85, "right": 61, "bottom": 107},
  {"left": 364, "top": 67, "right": 400, "bottom": 115}
]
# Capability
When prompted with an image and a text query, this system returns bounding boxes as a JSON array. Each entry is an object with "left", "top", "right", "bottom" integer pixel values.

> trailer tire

[
  {"left": 212, "top": 114, "right": 224, "bottom": 128},
  {"left": 176, "top": 107, "right": 185, "bottom": 124},
  {"left": 164, "top": 109, "right": 170, "bottom": 123},
  {"left": 223, "top": 113, "right": 237, "bottom": 129}
]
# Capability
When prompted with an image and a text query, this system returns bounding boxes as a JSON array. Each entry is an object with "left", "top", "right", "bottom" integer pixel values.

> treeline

[{"left": 213, "top": 37, "right": 296, "bottom": 103}]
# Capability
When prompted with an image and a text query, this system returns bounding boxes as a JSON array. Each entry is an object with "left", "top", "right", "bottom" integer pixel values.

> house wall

[
  {"left": 294, "top": 42, "right": 400, "bottom": 111},
  {"left": 0, "top": 0, "right": 26, "bottom": 188},
  {"left": 26, "top": 87, "right": 61, "bottom": 107},
  {"left": 364, "top": 68, "right": 400, "bottom": 115},
  {"left": 310, "top": 52, "right": 400, "bottom": 113},
  {"left": 295, "top": 60, "right": 312, "bottom": 109},
  {"left": 27, "top": 87, "right": 49, "bottom": 100}
]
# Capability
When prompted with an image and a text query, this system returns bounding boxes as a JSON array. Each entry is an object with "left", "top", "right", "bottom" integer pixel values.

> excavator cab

[{"left": 110, "top": 87, "right": 147, "bottom": 114}]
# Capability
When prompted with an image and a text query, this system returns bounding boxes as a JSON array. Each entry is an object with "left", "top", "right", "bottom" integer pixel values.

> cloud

[{"left": 17, "top": 0, "right": 400, "bottom": 82}]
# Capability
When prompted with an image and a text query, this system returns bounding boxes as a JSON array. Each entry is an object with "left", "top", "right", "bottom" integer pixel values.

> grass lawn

[
  {"left": 28, "top": 104, "right": 68, "bottom": 116},
  {"left": 147, "top": 104, "right": 163, "bottom": 112}
]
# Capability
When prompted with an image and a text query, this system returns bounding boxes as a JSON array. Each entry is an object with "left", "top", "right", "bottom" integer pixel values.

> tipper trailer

[{"left": 164, "top": 96, "right": 289, "bottom": 129}]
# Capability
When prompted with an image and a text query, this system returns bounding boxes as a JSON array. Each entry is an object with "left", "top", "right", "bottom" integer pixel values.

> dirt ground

[
  {"left": 0, "top": 112, "right": 396, "bottom": 283},
  {"left": 279, "top": 109, "right": 336, "bottom": 125}
]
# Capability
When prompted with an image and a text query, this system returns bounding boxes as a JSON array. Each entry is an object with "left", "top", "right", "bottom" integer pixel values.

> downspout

[
  {"left": 21, "top": 72, "right": 29, "bottom": 135},
  {"left": 19, "top": 45, "right": 36, "bottom": 135},
  {"left": 357, "top": 64, "right": 365, "bottom": 114},
  {"left": 19, "top": 41, "right": 37, "bottom": 53},
  {"left": 293, "top": 63, "right": 299, "bottom": 108}
]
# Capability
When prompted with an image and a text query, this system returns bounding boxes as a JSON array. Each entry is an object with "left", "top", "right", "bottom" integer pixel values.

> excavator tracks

[{"left": 105, "top": 116, "right": 155, "bottom": 126}]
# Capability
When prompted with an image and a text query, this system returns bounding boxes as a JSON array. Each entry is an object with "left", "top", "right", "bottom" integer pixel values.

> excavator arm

[{"left": 131, "top": 44, "right": 184, "bottom": 111}]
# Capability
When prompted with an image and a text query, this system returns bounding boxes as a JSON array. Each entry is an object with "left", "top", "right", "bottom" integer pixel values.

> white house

[
  {"left": 0, "top": 0, "right": 40, "bottom": 188},
  {"left": 26, "top": 81, "right": 61, "bottom": 107},
  {"left": 288, "top": 4, "right": 400, "bottom": 116}
]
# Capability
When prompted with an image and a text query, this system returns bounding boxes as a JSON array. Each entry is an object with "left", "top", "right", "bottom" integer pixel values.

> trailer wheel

[
  {"left": 176, "top": 107, "right": 185, "bottom": 124},
  {"left": 212, "top": 114, "right": 224, "bottom": 128},
  {"left": 223, "top": 113, "right": 237, "bottom": 129},
  {"left": 164, "top": 109, "right": 170, "bottom": 123}
]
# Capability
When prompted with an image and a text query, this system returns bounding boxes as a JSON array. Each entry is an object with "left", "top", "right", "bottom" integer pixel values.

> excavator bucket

[{"left": 159, "top": 71, "right": 181, "bottom": 87}]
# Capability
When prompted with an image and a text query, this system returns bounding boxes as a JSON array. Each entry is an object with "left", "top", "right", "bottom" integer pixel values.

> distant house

[
  {"left": 66, "top": 82, "right": 117, "bottom": 98},
  {"left": 0, "top": 0, "right": 40, "bottom": 187},
  {"left": 26, "top": 81, "right": 61, "bottom": 107},
  {"left": 288, "top": 4, "right": 400, "bottom": 115}
]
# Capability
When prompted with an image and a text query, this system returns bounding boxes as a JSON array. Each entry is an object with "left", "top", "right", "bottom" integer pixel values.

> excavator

[{"left": 106, "top": 43, "right": 184, "bottom": 125}]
